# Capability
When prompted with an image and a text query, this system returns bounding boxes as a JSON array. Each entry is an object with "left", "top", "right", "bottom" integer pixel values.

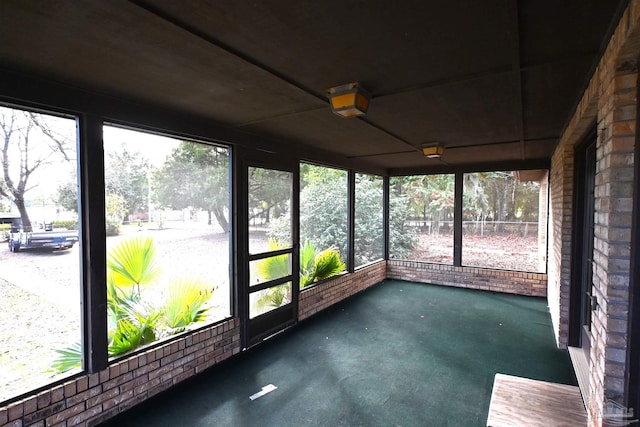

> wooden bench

[{"left": 487, "top": 373, "right": 587, "bottom": 426}]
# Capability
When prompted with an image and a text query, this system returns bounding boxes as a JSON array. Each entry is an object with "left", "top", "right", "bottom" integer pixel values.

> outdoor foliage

[
  {"left": 56, "top": 181, "right": 79, "bottom": 213},
  {"left": 354, "top": 174, "right": 385, "bottom": 266},
  {"left": 247, "top": 167, "right": 292, "bottom": 239},
  {"left": 252, "top": 239, "right": 345, "bottom": 313},
  {"left": 463, "top": 172, "right": 539, "bottom": 228},
  {"left": 254, "top": 239, "right": 291, "bottom": 283},
  {"left": 269, "top": 165, "right": 415, "bottom": 266},
  {"left": 105, "top": 192, "right": 127, "bottom": 236},
  {"left": 0, "top": 224, "right": 9, "bottom": 242},
  {"left": 50, "top": 236, "right": 216, "bottom": 373},
  {"left": 51, "top": 220, "right": 78, "bottom": 230},
  {"left": 104, "top": 148, "right": 149, "bottom": 222},
  {"left": 154, "top": 143, "right": 230, "bottom": 232},
  {"left": 299, "top": 240, "right": 345, "bottom": 287},
  {"left": 389, "top": 172, "right": 543, "bottom": 270}
]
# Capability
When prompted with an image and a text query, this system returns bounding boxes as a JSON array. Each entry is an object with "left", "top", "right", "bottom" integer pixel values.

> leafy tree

[
  {"left": 270, "top": 166, "right": 416, "bottom": 265},
  {"left": 105, "top": 192, "right": 127, "bottom": 236},
  {"left": 56, "top": 181, "right": 78, "bottom": 213},
  {"left": 388, "top": 186, "right": 417, "bottom": 259},
  {"left": 104, "top": 148, "right": 149, "bottom": 222},
  {"left": 300, "top": 166, "right": 348, "bottom": 259},
  {"left": 154, "top": 142, "right": 229, "bottom": 232},
  {"left": 0, "top": 107, "right": 73, "bottom": 231},
  {"left": 354, "top": 174, "right": 385, "bottom": 265},
  {"left": 248, "top": 167, "right": 290, "bottom": 226}
]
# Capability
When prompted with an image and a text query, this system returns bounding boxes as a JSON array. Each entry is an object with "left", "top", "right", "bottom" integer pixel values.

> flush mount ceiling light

[
  {"left": 421, "top": 143, "right": 445, "bottom": 159},
  {"left": 327, "top": 82, "right": 370, "bottom": 118}
]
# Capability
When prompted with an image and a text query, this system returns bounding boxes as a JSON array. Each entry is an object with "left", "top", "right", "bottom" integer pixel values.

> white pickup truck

[{"left": 8, "top": 220, "right": 79, "bottom": 252}]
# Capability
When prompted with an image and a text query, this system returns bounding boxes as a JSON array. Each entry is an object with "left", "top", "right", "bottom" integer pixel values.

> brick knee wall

[
  {"left": 386, "top": 260, "right": 547, "bottom": 297},
  {"left": 0, "top": 319, "right": 241, "bottom": 427},
  {"left": 298, "top": 261, "right": 387, "bottom": 321}
]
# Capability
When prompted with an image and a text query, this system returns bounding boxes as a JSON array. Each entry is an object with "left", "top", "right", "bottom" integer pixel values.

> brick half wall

[
  {"left": 299, "top": 261, "right": 387, "bottom": 321},
  {"left": 0, "top": 318, "right": 241, "bottom": 427},
  {"left": 387, "top": 260, "right": 547, "bottom": 297}
]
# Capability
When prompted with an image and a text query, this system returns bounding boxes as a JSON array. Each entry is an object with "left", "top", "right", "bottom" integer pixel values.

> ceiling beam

[
  {"left": 129, "top": 0, "right": 421, "bottom": 156},
  {"left": 388, "top": 158, "right": 551, "bottom": 177},
  {"left": 372, "top": 65, "right": 512, "bottom": 98},
  {"left": 347, "top": 135, "right": 559, "bottom": 159}
]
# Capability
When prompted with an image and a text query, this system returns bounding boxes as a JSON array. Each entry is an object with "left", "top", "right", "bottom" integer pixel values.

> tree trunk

[
  {"left": 212, "top": 206, "right": 229, "bottom": 233},
  {"left": 207, "top": 209, "right": 212, "bottom": 226},
  {"left": 14, "top": 198, "right": 32, "bottom": 231},
  {"left": 498, "top": 183, "right": 509, "bottom": 232}
]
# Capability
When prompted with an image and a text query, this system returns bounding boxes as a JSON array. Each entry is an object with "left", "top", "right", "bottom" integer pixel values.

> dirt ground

[{"left": 401, "top": 232, "right": 541, "bottom": 272}]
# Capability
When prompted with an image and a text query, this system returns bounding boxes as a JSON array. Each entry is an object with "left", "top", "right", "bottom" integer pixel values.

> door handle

[{"left": 587, "top": 293, "right": 598, "bottom": 311}]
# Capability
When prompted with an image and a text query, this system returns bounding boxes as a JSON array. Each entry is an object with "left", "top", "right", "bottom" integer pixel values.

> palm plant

[
  {"left": 254, "top": 240, "right": 345, "bottom": 313},
  {"left": 50, "top": 236, "right": 216, "bottom": 373},
  {"left": 255, "top": 239, "right": 291, "bottom": 283},
  {"left": 299, "top": 240, "right": 317, "bottom": 286},
  {"left": 308, "top": 247, "right": 345, "bottom": 285},
  {"left": 162, "top": 278, "right": 213, "bottom": 331}
]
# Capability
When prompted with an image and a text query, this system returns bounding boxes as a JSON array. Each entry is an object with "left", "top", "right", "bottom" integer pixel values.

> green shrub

[
  {"left": 0, "top": 224, "right": 9, "bottom": 242},
  {"left": 51, "top": 220, "right": 78, "bottom": 230},
  {"left": 105, "top": 217, "right": 121, "bottom": 236}
]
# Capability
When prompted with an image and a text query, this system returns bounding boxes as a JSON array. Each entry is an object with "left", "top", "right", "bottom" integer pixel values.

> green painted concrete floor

[{"left": 102, "top": 280, "right": 576, "bottom": 427}]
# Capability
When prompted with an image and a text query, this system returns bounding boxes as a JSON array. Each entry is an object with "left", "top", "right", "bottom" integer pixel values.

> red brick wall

[{"left": 386, "top": 260, "right": 547, "bottom": 297}]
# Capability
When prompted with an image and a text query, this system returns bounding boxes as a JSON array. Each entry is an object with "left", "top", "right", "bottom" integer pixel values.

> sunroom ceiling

[{"left": 0, "top": 1, "right": 627, "bottom": 172}]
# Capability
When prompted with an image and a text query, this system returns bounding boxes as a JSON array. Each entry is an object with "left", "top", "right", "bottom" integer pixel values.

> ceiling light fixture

[
  {"left": 421, "top": 143, "right": 444, "bottom": 158},
  {"left": 327, "top": 82, "right": 370, "bottom": 118}
]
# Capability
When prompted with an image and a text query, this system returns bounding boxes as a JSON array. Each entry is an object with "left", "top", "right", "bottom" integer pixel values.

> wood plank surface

[{"left": 487, "top": 373, "right": 587, "bottom": 427}]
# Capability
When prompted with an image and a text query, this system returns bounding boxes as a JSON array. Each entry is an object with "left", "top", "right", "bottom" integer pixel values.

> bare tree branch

[{"left": 28, "top": 112, "right": 71, "bottom": 161}]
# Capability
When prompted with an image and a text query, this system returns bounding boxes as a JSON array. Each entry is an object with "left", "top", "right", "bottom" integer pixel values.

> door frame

[
  {"left": 625, "top": 82, "right": 640, "bottom": 412},
  {"left": 569, "top": 126, "right": 597, "bottom": 349},
  {"left": 237, "top": 149, "right": 299, "bottom": 349}
]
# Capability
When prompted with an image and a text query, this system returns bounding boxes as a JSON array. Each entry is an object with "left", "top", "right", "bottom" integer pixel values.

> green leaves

[
  {"left": 50, "top": 236, "right": 216, "bottom": 373},
  {"left": 109, "top": 312, "right": 159, "bottom": 357},
  {"left": 311, "top": 247, "right": 345, "bottom": 283},
  {"left": 256, "top": 239, "right": 344, "bottom": 291},
  {"left": 107, "top": 236, "right": 159, "bottom": 288},
  {"left": 255, "top": 239, "right": 291, "bottom": 282},
  {"left": 299, "top": 240, "right": 317, "bottom": 287},
  {"left": 49, "top": 341, "right": 82, "bottom": 373},
  {"left": 162, "top": 278, "right": 213, "bottom": 329}
]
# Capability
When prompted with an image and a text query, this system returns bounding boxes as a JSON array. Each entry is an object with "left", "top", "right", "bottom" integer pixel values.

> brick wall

[
  {"left": 386, "top": 260, "right": 547, "bottom": 297},
  {"left": 547, "top": 1, "right": 640, "bottom": 425},
  {"left": 0, "top": 318, "right": 241, "bottom": 427},
  {"left": 299, "top": 261, "right": 386, "bottom": 321},
  {"left": 588, "top": 34, "right": 637, "bottom": 425},
  {"left": 548, "top": 142, "right": 575, "bottom": 350}
]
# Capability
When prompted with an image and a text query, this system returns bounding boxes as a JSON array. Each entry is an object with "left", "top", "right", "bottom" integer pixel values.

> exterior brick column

[{"left": 588, "top": 58, "right": 637, "bottom": 424}]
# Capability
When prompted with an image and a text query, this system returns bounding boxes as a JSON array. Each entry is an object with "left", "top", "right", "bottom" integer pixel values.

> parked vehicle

[{"left": 8, "top": 219, "right": 78, "bottom": 252}]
